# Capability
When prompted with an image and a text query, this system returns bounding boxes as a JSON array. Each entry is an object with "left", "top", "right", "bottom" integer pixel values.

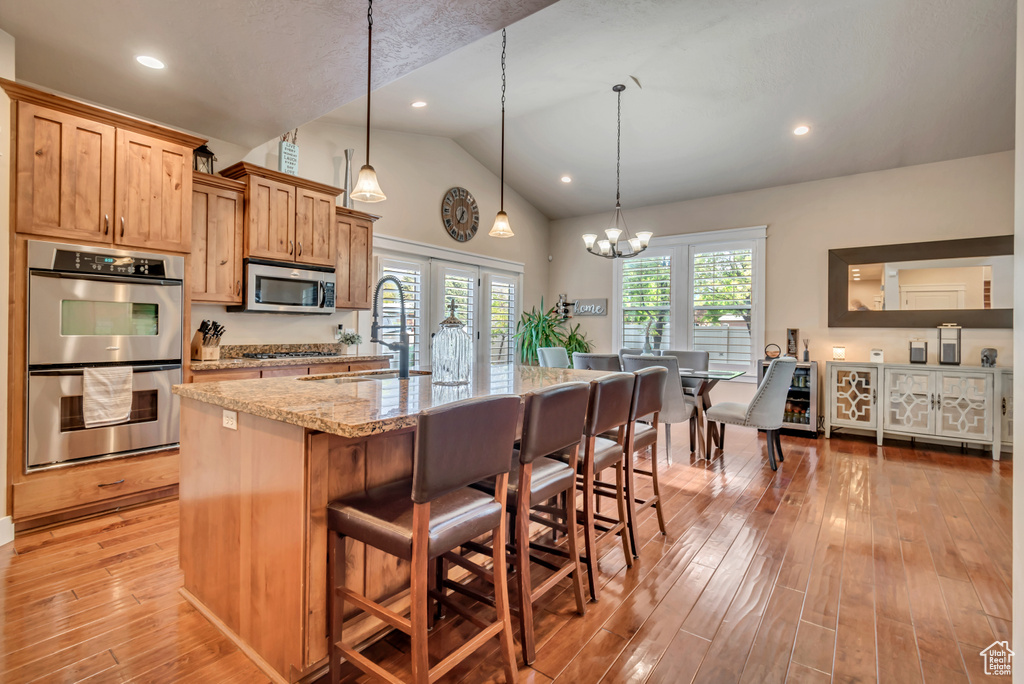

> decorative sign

[
  {"left": 279, "top": 140, "right": 299, "bottom": 175},
  {"left": 574, "top": 299, "right": 607, "bottom": 317}
]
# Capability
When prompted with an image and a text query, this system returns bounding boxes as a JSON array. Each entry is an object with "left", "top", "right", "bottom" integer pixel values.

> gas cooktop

[{"left": 241, "top": 351, "right": 339, "bottom": 360}]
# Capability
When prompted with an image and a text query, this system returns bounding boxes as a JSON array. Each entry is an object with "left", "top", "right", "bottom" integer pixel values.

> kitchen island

[{"left": 172, "top": 364, "right": 607, "bottom": 683}]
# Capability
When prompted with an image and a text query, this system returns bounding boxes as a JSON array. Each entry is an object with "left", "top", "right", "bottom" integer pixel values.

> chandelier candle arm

[
  {"left": 489, "top": 28, "right": 514, "bottom": 238},
  {"left": 580, "top": 83, "right": 653, "bottom": 258},
  {"left": 350, "top": 0, "right": 386, "bottom": 203}
]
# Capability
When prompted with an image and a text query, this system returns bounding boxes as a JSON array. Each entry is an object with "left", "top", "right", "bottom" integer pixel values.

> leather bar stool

[
  {"left": 459, "top": 382, "right": 590, "bottom": 665},
  {"left": 557, "top": 372, "right": 636, "bottom": 601},
  {"left": 613, "top": 364, "right": 669, "bottom": 557},
  {"left": 326, "top": 395, "right": 522, "bottom": 684}
]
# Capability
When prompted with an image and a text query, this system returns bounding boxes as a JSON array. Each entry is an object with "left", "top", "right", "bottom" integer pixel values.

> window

[
  {"left": 487, "top": 275, "right": 517, "bottom": 364},
  {"left": 378, "top": 257, "right": 424, "bottom": 368},
  {"left": 612, "top": 227, "right": 765, "bottom": 378},
  {"left": 692, "top": 245, "right": 753, "bottom": 367},
  {"left": 621, "top": 252, "right": 672, "bottom": 352}
]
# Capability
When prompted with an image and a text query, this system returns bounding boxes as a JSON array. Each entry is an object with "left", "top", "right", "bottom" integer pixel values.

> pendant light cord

[
  {"left": 365, "top": 0, "right": 373, "bottom": 166},
  {"left": 616, "top": 87, "right": 621, "bottom": 208},
  {"left": 500, "top": 28, "right": 506, "bottom": 212}
]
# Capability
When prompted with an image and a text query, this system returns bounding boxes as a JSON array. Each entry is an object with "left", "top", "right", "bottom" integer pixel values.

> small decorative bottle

[{"left": 431, "top": 298, "right": 472, "bottom": 386}]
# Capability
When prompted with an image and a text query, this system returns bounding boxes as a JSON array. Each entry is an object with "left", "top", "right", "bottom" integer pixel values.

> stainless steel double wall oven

[{"left": 26, "top": 240, "right": 185, "bottom": 468}]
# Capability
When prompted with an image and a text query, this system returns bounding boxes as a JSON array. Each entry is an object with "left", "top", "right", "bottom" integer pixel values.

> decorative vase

[{"left": 431, "top": 299, "right": 472, "bottom": 386}]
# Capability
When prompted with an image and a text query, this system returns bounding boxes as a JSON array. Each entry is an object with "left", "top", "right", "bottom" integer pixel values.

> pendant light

[
  {"left": 350, "top": 0, "right": 387, "bottom": 203},
  {"left": 582, "top": 84, "right": 652, "bottom": 258},
  {"left": 489, "top": 29, "right": 514, "bottom": 238}
]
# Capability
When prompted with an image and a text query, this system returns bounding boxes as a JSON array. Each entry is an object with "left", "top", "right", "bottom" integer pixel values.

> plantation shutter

[
  {"left": 621, "top": 251, "right": 672, "bottom": 352},
  {"left": 691, "top": 245, "right": 753, "bottom": 367},
  {"left": 486, "top": 275, "right": 517, "bottom": 365},
  {"left": 377, "top": 257, "right": 424, "bottom": 368}
]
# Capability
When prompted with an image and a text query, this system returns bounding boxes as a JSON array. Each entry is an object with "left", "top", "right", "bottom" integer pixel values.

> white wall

[
  {"left": 0, "top": 29, "right": 13, "bottom": 545},
  {"left": 1012, "top": 0, "right": 1023, "bottom": 676},
  {"left": 195, "top": 120, "right": 551, "bottom": 356},
  {"left": 549, "top": 152, "right": 1014, "bottom": 368}
]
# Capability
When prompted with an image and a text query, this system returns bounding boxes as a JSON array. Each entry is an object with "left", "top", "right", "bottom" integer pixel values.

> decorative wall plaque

[{"left": 573, "top": 299, "right": 607, "bottom": 316}]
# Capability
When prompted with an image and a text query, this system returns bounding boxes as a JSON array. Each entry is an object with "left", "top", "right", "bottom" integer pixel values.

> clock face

[{"left": 441, "top": 187, "right": 480, "bottom": 243}]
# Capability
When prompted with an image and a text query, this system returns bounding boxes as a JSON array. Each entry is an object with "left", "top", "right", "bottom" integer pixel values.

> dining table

[{"left": 678, "top": 368, "right": 746, "bottom": 459}]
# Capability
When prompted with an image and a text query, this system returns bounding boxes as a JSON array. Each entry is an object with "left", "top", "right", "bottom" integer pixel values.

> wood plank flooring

[{"left": 0, "top": 429, "right": 1011, "bottom": 683}]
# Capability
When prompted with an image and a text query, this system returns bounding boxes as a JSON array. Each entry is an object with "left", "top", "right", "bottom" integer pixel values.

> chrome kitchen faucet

[{"left": 370, "top": 275, "right": 410, "bottom": 379}]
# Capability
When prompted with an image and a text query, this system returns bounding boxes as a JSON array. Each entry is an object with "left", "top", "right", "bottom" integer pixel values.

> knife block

[{"left": 190, "top": 331, "right": 221, "bottom": 361}]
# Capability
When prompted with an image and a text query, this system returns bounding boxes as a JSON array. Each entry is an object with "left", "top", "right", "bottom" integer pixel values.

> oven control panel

[{"left": 52, "top": 250, "right": 168, "bottom": 278}]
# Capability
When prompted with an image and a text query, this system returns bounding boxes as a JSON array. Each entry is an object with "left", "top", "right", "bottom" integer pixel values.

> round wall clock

[{"left": 441, "top": 187, "right": 480, "bottom": 243}]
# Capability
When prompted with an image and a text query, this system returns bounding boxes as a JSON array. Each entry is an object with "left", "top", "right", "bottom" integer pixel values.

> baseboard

[{"left": 0, "top": 515, "right": 14, "bottom": 548}]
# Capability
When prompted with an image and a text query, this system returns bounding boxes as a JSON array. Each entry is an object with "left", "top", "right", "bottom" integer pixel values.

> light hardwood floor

[{"left": 0, "top": 428, "right": 1012, "bottom": 683}]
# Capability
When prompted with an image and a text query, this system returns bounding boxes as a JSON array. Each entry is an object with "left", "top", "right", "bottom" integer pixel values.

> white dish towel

[{"left": 83, "top": 366, "right": 133, "bottom": 428}]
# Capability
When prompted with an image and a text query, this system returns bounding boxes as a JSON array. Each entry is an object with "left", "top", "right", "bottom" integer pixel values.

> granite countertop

[
  {"left": 173, "top": 365, "right": 609, "bottom": 439},
  {"left": 190, "top": 354, "right": 390, "bottom": 371}
]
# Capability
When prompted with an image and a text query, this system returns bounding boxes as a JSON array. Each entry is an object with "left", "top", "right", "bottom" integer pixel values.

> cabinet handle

[
  {"left": 872, "top": 389, "right": 877, "bottom": 404},
  {"left": 236, "top": 280, "right": 241, "bottom": 296},
  {"left": 1002, "top": 397, "right": 1007, "bottom": 415},
  {"left": 289, "top": 240, "right": 294, "bottom": 255},
  {"left": 104, "top": 214, "right": 109, "bottom": 236},
  {"left": 120, "top": 216, "right": 125, "bottom": 238},
  {"left": 298, "top": 242, "right": 302, "bottom": 257},
  {"left": 98, "top": 479, "right": 125, "bottom": 487},
  {"left": 220, "top": 259, "right": 228, "bottom": 266}
]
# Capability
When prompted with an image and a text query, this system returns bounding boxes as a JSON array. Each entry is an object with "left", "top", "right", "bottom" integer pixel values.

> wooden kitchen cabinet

[
  {"left": 115, "top": 129, "right": 193, "bottom": 252},
  {"left": 221, "top": 162, "right": 342, "bottom": 265},
  {"left": 3, "top": 79, "right": 205, "bottom": 253},
  {"left": 295, "top": 188, "right": 336, "bottom": 267},
  {"left": 14, "top": 102, "right": 116, "bottom": 242},
  {"left": 192, "top": 172, "right": 245, "bottom": 304},
  {"left": 335, "top": 207, "right": 378, "bottom": 310}
]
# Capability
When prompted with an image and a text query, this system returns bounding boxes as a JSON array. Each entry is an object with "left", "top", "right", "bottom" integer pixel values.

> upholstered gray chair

[
  {"left": 660, "top": 350, "right": 709, "bottom": 396},
  {"left": 705, "top": 357, "right": 797, "bottom": 471},
  {"left": 572, "top": 352, "right": 621, "bottom": 371},
  {"left": 622, "top": 354, "right": 695, "bottom": 464},
  {"left": 538, "top": 347, "right": 570, "bottom": 368},
  {"left": 618, "top": 348, "right": 643, "bottom": 370}
]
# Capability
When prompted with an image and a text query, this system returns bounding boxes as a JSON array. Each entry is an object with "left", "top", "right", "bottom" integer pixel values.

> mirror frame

[{"left": 828, "top": 235, "right": 1013, "bottom": 328}]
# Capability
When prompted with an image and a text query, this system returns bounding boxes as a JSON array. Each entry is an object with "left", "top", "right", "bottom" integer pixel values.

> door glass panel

[
  {"left": 60, "top": 389, "right": 159, "bottom": 431},
  {"left": 834, "top": 368, "right": 874, "bottom": 425},
  {"left": 61, "top": 301, "right": 159, "bottom": 336},
  {"left": 255, "top": 276, "right": 318, "bottom": 306},
  {"left": 885, "top": 370, "right": 932, "bottom": 433},
  {"left": 938, "top": 374, "right": 990, "bottom": 438}
]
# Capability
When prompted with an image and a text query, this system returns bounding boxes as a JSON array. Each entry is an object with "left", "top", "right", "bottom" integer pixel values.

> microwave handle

[{"left": 318, "top": 280, "right": 325, "bottom": 308}]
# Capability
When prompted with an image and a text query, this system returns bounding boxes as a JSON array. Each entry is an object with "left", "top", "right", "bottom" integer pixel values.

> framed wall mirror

[{"left": 828, "top": 235, "right": 1013, "bottom": 328}]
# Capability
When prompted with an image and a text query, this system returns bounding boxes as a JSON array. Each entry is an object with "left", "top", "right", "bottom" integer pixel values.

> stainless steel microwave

[{"left": 231, "top": 259, "right": 336, "bottom": 315}]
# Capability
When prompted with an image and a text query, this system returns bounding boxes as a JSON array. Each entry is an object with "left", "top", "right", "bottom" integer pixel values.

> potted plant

[
  {"left": 515, "top": 298, "right": 593, "bottom": 365},
  {"left": 338, "top": 330, "right": 363, "bottom": 354}
]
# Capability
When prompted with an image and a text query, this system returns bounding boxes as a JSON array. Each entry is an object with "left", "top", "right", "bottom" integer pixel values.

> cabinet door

[
  {"left": 192, "top": 183, "right": 244, "bottom": 303},
  {"left": 883, "top": 368, "right": 935, "bottom": 435},
  {"left": 1002, "top": 372, "right": 1013, "bottom": 444},
  {"left": 830, "top": 365, "right": 877, "bottom": 429},
  {"left": 246, "top": 176, "right": 296, "bottom": 261},
  {"left": 335, "top": 215, "right": 373, "bottom": 309},
  {"left": 295, "top": 189, "right": 336, "bottom": 266},
  {"left": 16, "top": 102, "right": 116, "bottom": 242},
  {"left": 115, "top": 130, "right": 193, "bottom": 252},
  {"left": 937, "top": 371, "right": 993, "bottom": 441}
]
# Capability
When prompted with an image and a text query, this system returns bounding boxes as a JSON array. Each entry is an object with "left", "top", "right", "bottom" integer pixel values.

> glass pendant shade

[
  {"left": 628, "top": 237, "right": 642, "bottom": 252},
  {"left": 636, "top": 231, "right": 653, "bottom": 247},
  {"left": 432, "top": 299, "right": 472, "bottom": 386},
  {"left": 489, "top": 210, "right": 513, "bottom": 238},
  {"left": 605, "top": 228, "right": 622, "bottom": 244},
  {"left": 350, "top": 164, "right": 386, "bottom": 202},
  {"left": 582, "top": 233, "right": 598, "bottom": 249},
  {"left": 597, "top": 239, "right": 611, "bottom": 255}
]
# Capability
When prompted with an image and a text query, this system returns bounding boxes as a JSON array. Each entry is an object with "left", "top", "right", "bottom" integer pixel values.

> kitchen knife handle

[
  {"left": 120, "top": 216, "right": 125, "bottom": 238},
  {"left": 104, "top": 214, "right": 109, "bottom": 236}
]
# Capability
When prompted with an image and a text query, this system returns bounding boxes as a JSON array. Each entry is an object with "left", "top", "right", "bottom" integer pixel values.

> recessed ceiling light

[
  {"left": 561, "top": 176, "right": 572, "bottom": 183},
  {"left": 793, "top": 125, "right": 810, "bottom": 136},
  {"left": 852, "top": 268, "right": 860, "bottom": 272},
  {"left": 136, "top": 55, "right": 165, "bottom": 69},
  {"left": 411, "top": 101, "right": 427, "bottom": 108},
  {"left": 853, "top": 277, "right": 861, "bottom": 281}
]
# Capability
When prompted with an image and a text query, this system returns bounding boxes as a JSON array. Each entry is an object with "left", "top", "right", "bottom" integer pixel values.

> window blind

[
  {"left": 692, "top": 246, "right": 753, "bottom": 366},
  {"left": 621, "top": 253, "right": 672, "bottom": 351}
]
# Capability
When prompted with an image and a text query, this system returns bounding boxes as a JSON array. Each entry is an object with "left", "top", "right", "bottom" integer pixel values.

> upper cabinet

[
  {"left": 220, "top": 163, "right": 342, "bottom": 267},
  {"left": 335, "top": 207, "right": 377, "bottom": 310},
  {"left": 3, "top": 79, "right": 205, "bottom": 254},
  {"left": 192, "top": 172, "right": 245, "bottom": 304}
]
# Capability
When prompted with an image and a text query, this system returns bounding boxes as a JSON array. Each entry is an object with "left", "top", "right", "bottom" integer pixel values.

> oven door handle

[
  {"left": 30, "top": 271, "right": 182, "bottom": 287},
  {"left": 29, "top": 364, "right": 182, "bottom": 376}
]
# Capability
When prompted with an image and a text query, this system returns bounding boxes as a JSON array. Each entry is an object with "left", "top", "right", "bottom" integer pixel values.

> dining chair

[
  {"left": 538, "top": 346, "right": 570, "bottom": 368},
  {"left": 660, "top": 350, "right": 709, "bottom": 395},
  {"left": 705, "top": 357, "right": 797, "bottom": 471},
  {"left": 622, "top": 354, "right": 695, "bottom": 465},
  {"left": 572, "top": 352, "right": 621, "bottom": 371},
  {"left": 326, "top": 395, "right": 521, "bottom": 684},
  {"left": 618, "top": 348, "right": 643, "bottom": 369}
]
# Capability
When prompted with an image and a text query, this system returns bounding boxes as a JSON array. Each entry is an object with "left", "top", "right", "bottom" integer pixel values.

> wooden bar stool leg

[
  {"left": 614, "top": 462, "right": 634, "bottom": 568},
  {"left": 328, "top": 530, "right": 346, "bottom": 684},
  {"left": 492, "top": 481, "right": 519, "bottom": 684},
  {"left": 434, "top": 556, "right": 447, "bottom": 621},
  {"left": 650, "top": 434, "right": 667, "bottom": 536},
  {"left": 564, "top": 483, "right": 588, "bottom": 614},
  {"left": 411, "top": 505, "right": 430, "bottom": 684},
  {"left": 581, "top": 437, "right": 599, "bottom": 602},
  {"left": 515, "top": 467, "right": 537, "bottom": 664},
  {"left": 622, "top": 438, "right": 640, "bottom": 558}
]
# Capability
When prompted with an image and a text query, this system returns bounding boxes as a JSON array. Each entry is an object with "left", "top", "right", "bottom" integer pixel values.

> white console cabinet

[{"left": 825, "top": 362, "right": 1007, "bottom": 460}]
